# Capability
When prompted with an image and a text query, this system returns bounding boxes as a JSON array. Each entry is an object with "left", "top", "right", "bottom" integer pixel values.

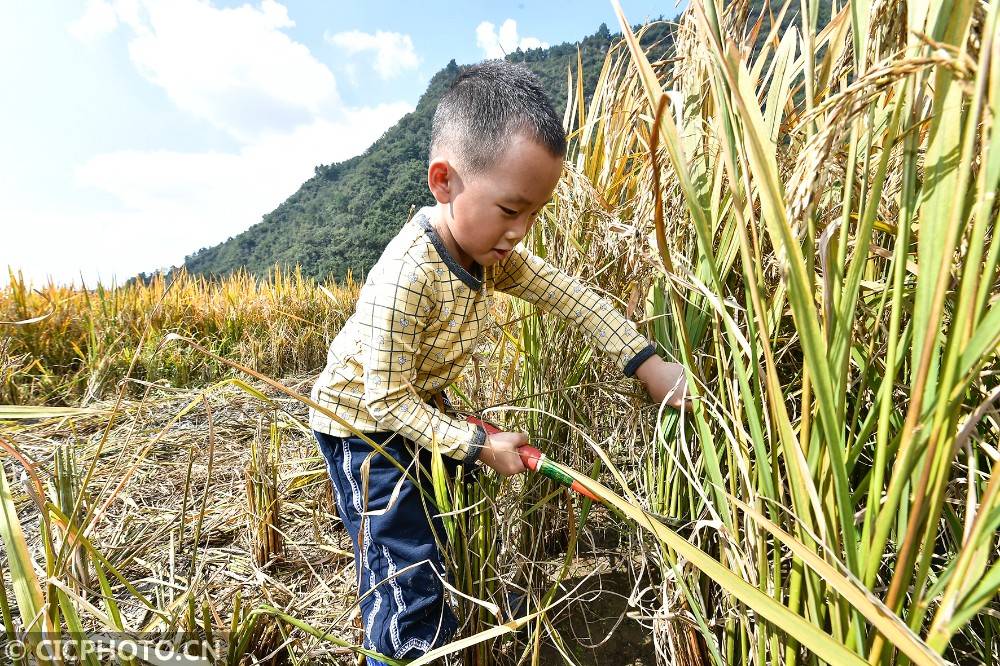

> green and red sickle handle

[{"left": 467, "top": 415, "right": 601, "bottom": 502}]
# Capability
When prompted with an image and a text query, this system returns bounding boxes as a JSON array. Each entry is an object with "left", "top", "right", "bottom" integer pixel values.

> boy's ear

[{"left": 427, "top": 158, "right": 452, "bottom": 204}]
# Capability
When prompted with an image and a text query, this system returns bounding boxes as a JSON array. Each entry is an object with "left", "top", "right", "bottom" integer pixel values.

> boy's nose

[{"left": 506, "top": 217, "right": 533, "bottom": 241}]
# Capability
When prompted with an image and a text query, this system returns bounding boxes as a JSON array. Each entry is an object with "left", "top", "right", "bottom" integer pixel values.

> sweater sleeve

[
  {"left": 360, "top": 259, "right": 485, "bottom": 466},
  {"left": 492, "top": 246, "right": 656, "bottom": 377}
]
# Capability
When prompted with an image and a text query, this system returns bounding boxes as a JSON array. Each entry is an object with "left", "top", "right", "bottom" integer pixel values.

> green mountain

[{"left": 178, "top": 22, "right": 673, "bottom": 284}]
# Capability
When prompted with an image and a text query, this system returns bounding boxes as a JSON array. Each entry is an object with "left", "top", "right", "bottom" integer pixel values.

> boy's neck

[{"left": 430, "top": 204, "right": 477, "bottom": 273}]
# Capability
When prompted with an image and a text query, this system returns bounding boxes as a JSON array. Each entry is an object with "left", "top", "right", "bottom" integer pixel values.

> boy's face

[{"left": 433, "top": 133, "right": 563, "bottom": 270}]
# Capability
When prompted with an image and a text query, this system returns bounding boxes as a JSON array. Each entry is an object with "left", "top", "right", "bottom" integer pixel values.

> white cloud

[
  {"left": 475, "top": 19, "right": 548, "bottom": 59},
  {"left": 75, "top": 103, "right": 412, "bottom": 216},
  {"left": 326, "top": 30, "right": 420, "bottom": 80},
  {"left": 67, "top": 0, "right": 119, "bottom": 44},
  {"left": 69, "top": 0, "right": 339, "bottom": 141},
  {"left": 2, "top": 101, "right": 413, "bottom": 288}
]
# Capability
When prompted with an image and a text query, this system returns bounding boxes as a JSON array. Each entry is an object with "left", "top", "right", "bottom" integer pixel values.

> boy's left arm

[{"left": 493, "top": 247, "right": 688, "bottom": 408}]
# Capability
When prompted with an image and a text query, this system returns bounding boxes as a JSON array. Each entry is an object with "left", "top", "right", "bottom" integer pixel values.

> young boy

[{"left": 309, "top": 60, "right": 687, "bottom": 664}]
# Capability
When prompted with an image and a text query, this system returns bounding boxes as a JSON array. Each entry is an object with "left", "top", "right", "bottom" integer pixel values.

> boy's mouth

[{"left": 492, "top": 248, "right": 510, "bottom": 260}]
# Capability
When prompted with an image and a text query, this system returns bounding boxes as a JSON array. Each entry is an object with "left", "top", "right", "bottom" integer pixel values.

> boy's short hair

[{"left": 430, "top": 60, "right": 567, "bottom": 175}]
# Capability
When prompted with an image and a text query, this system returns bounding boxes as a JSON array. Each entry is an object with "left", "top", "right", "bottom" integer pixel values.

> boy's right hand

[{"left": 479, "top": 431, "right": 529, "bottom": 476}]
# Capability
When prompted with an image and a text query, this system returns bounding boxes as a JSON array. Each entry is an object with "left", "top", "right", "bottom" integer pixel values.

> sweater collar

[{"left": 415, "top": 210, "right": 483, "bottom": 291}]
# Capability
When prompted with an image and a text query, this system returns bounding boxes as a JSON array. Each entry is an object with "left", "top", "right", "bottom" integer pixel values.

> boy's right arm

[{"left": 360, "top": 260, "right": 489, "bottom": 467}]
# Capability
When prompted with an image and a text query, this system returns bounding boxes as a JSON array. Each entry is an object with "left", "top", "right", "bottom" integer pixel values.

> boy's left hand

[{"left": 634, "top": 355, "right": 691, "bottom": 410}]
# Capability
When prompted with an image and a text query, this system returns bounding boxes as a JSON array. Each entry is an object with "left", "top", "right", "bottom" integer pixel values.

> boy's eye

[{"left": 499, "top": 206, "right": 518, "bottom": 217}]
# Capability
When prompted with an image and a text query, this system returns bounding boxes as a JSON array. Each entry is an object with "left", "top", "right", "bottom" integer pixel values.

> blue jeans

[{"left": 315, "top": 429, "right": 477, "bottom": 663}]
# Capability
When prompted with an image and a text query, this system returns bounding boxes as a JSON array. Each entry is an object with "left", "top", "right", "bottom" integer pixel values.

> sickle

[{"left": 466, "top": 416, "right": 601, "bottom": 502}]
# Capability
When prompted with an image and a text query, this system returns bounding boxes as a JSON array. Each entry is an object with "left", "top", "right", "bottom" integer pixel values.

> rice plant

[
  {"left": 0, "top": 266, "right": 357, "bottom": 406},
  {"left": 594, "top": 0, "right": 999, "bottom": 663},
  {"left": 246, "top": 413, "right": 285, "bottom": 567}
]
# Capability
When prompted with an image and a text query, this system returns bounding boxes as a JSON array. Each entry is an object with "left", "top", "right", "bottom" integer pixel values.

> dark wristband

[{"left": 623, "top": 344, "right": 657, "bottom": 378}]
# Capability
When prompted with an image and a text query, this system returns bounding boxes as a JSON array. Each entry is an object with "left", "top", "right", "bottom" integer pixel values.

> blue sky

[{"left": 1, "top": 1, "right": 680, "bottom": 288}]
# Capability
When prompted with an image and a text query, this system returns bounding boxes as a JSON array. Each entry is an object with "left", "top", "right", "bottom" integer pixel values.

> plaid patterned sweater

[{"left": 308, "top": 207, "right": 656, "bottom": 466}]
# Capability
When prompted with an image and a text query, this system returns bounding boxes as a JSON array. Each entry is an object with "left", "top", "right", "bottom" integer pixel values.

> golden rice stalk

[{"left": 245, "top": 413, "right": 284, "bottom": 566}]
